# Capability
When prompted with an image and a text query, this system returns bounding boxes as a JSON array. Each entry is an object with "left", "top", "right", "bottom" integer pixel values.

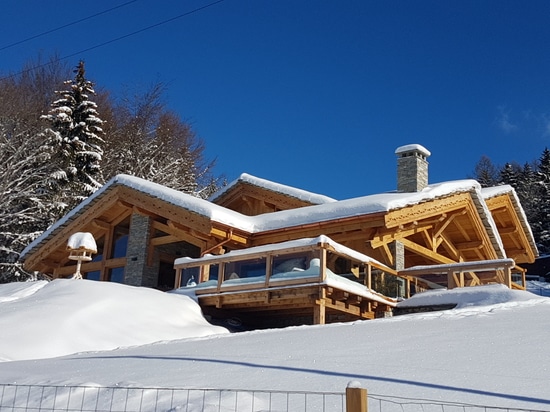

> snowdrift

[{"left": 0, "top": 279, "right": 228, "bottom": 362}]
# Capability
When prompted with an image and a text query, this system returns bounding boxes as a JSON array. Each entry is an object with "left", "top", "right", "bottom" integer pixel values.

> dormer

[{"left": 209, "top": 173, "right": 335, "bottom": 216}]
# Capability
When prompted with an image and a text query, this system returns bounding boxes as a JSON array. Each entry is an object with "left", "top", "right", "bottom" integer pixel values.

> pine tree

[
  {"left": 534, "top": 148, "right": 550, "bottom": 254},
  {"left": 499, "top": 162, "right": 521, "bottom": 187},
  {"left": 516, "top": 162, "right": 542, "bottom": 240},
  {"left": 40, "top": 61, "right": 105, "bottom": 215},
  {"left": 0, "top": 58, "right": 70, "bottom": 282},
  {"left": 473, "top": 155, "right": 500, "bottom": 187}
]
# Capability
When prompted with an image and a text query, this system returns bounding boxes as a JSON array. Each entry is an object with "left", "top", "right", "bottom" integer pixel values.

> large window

[
  {"left": 224, "top": 257, "right": 266, "bottom": 282},
  {"left": 111, "top": 219, "right": 130, "bottom": 259},
  {"left": 107, "top": 267, "right": 125, "bottom": 283}
]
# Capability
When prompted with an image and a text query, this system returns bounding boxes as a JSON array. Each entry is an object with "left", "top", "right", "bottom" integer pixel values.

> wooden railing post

[{"left": 346, "top": 382, "right": 367, "bottom": 412}]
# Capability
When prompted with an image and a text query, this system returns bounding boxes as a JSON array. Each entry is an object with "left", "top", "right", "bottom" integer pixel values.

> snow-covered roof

[
  {"left": 208, "top": 173, "right": 337, "bottom": 204},
  {"left": 21, "top": 174, "right": 512, "bottom": 261}
]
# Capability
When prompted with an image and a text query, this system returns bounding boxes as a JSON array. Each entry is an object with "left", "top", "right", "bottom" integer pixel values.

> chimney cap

[{"left": 395, "top": 144, "right": 431, "bottom": 157}]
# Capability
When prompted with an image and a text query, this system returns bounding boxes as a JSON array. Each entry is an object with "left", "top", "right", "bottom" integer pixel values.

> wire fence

[
  {"left": 0, "top": 383, "right": 548, "bottom": 412},
  {"left": 0, "top": 384, "right": 345, "bottom": 412}
]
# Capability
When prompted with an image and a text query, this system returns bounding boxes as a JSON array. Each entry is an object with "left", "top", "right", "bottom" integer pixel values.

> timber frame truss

[{"left": 369, "top": 193, "right": 500, "bottom": 267}]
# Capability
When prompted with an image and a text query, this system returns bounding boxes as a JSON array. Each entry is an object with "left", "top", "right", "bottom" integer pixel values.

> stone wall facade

[{"left": 125, "top": 213, "right": 154, "bottom": 287}]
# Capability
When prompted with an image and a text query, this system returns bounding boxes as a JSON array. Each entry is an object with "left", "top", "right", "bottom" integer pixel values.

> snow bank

[
  {"left": 0, "top": 279, "right": 228, "bottom": 362},
  {"left": 397, "top": 284, "right": 542, "bottom": 309},
  {"left": 1, "top": 283, "right": 549, "bottom": 410}
]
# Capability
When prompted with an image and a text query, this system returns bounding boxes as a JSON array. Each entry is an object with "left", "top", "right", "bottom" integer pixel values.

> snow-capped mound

[
  {"left": 0, "top": 280, "right": 48, "bottom": 303},
  {"left": 397, "top": 284, "right": 542, "bottom": 309},
  {"left": 0, "top": 279, "right": 228, "bottom": 362}
]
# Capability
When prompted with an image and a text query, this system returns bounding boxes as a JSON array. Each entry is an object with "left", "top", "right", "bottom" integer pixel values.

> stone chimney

[{"left": 395, "top": 144, "right": 431, "bottom": 192}]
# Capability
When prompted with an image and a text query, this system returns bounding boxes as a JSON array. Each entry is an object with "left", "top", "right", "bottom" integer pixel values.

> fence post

[{"left": 346, "top": 381, "right": 367, "bottom": 412}]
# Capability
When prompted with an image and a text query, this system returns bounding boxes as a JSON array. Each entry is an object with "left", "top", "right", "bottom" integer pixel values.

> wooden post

[
  {"left": 346, "top": 383, "right": 367, "bottom": 412},
  {"left": 174, "top": 268, "right": 182, "bottom": 289},
  {"left": 314, "top": 288, "right": 326, "bottom": 325},
  {"left": 366, "top": 265, "right": 372, "bottom": 289},
  {"left": 505, "top": 266, "right": 512, "bottom": 288}
]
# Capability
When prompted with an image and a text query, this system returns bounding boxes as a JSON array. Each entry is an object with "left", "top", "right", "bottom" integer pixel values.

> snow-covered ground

[{"left": 1, "top": 279, "right": 550, "bottom": 410}]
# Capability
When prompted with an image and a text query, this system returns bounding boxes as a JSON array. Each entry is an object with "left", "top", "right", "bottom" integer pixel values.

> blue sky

[{"left": 2, "top": 1, "right": 550, "bottom": 199}]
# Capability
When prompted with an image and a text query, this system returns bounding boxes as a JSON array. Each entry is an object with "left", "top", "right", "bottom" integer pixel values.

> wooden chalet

[{"left": 20, "top": 145, "right": 538, "bottom": 327}]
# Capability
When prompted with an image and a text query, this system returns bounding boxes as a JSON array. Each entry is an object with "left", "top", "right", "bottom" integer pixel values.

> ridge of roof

[{"left": 208, "top": 173, "right": 337, "bottom": 205}]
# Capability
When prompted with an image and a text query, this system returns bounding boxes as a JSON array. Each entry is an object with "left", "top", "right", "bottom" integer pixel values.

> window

[
  {"left": 92, "top": 236, "right": 105, "bottom": 262},
  {"left": 272, "top": 253, "right": 309, "bottom": 274},
  {"left": 157, "top": 261, "right": 176, "bottom": 290},
  {"left": 111, "top": 219, "right": 130, "bottom": 259},
  {"left": 180, "top": 267, "right": 201, "bottom": 287},
  {"left": 84, "top": 271, "right": 101, "bottom": 281},
  {"left": 224, "top": 257, "right": 266, "bottom": 281},
  {"left": 108, "top": 267, "right": 125, "bottom": 283}
]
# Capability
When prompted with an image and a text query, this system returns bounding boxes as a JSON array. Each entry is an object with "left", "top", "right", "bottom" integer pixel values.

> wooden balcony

[{"left": 174, "top": 236, "right": 429, "bottom": 328}]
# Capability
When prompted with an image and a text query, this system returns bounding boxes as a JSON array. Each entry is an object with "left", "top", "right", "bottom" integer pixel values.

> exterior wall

[
  {"left": 125, "top": 213, "right": 153, "bottom": 287},
  {"left": 124, "top": 212, "right": 204, "bottom": 289}
]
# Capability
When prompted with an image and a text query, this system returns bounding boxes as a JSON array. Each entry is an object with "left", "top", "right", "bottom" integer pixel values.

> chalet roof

[
  {"left": 209, "top": 173, "right": 337, "bottom": 205},
  {"left": 21, "top": 174, "right": 512, "bottom": 261},
  {"left": 481, "top": 184, "right": 538, "bottom": 257}
]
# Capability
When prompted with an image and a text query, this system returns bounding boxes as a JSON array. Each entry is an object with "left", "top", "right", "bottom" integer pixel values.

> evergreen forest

[{"left": 473, "top": 150, "right": 550, "bottom": 257}]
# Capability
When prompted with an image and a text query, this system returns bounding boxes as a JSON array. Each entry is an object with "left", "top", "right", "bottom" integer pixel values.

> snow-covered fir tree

[
  {"left": 0, "top": 60, "right": 70, "bottom": 282},
  {"left": 499, "top": 162, "right": 521, "bottom": 187},
  {"left": 534, "top": 148, "right": 550, "bottom": 254},
  {"left": 40, "top": 61, "right": 105, "bottom": 215},
  {"left": 0, "top": 127, "right": 58, "bottom": 282},
  {"left": 474, "top": 150, "right": 550, "bottom": 255}
]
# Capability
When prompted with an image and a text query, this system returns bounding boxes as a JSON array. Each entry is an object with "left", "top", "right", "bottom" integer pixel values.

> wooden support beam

[
  {"left": 313, "top": 288, "right": 326, "bottom": 325},
  {"left": 111, "top": 208, "right": 133, "bottom": 227},
  {"left": 380, "top": 243, "right": 394, "bottom": 266},
  {"left": 210, "top": 227, "right": 248, "bottom": 245},
  {"left": 399, "top": 238, "right": 457, "bottom": 264},
  {"left": 499, "top": 226, "right": 518, "bottom": 235},
  {"left": 370, "top": 224, "right": 432, "bottom": 248},
  {"left": 400, "top": 258, "right": 516, "bottom": 276},
  {"left": 433, "top": 210, "right": 466, "bottom": 239},
  {"left": 437, "top": 233, "right": 461, "bottom": 261},
  {"left": 456, "top": 240, "right": 484, "bottom": 251},
  {"left": 320, "top": 298, "right": 375, "bottom": 319},
  {"left": 150, "top": 235, "right": 180, "bottom": 246},
  {"left": 92, "top": 219, "right": 111, "bottom": 230}
]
